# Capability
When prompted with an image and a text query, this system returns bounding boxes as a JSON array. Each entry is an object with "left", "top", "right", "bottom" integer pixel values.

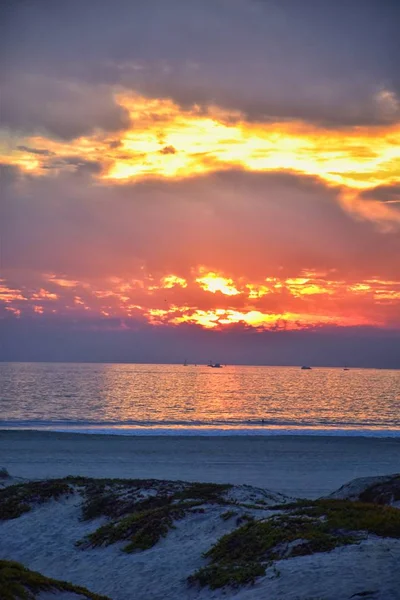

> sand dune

[
  {"left": 1, "top": 432, "right": 400, "bottom": 599},
  {"left": 1, "top": 468, "right": 400, "bottom": 600}
]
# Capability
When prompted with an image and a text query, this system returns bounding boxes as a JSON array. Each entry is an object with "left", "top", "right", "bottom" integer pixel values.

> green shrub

[
  {"left": 0, "top": 480, "right": 72, "bottom": 521},
  {"left": 0, "top": 468, "right": 10, "bottom": 479},
  {"left": 79, "top": 503, "right": 187, "bottom": 552},
  {"left": 189, "top": 498, "right": 400, "bottom": 589},
  {"left": 0, "top": 560, "right": 110, "bottom": 600}
]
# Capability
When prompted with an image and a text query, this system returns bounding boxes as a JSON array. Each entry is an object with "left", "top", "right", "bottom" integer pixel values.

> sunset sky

[{"left": 1, "top": 0, "right": 399, "bottom": 366}]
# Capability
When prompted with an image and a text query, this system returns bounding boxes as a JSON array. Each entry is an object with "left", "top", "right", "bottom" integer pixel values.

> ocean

[{"left": 0, "top": 362, "right": 399, "bottom": 436}]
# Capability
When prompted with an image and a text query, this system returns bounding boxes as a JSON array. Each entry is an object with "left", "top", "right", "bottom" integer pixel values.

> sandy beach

[
  {"left": 1, "top": 430, "right": 400, "bottom": 498},
  {"left": 1, "top": 431, "right": 400, "bottom": 599}
]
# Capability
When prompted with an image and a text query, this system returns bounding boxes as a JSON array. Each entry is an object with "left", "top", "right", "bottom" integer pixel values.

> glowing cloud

[
  {"left": 196, "top": 271, "right": 240, "bottom": 296},
  {"left": 3, "top": 93, "right": 399, "bottom": 195},
  {"left": 161, "top": 275, "right": 188, "bottom": 289}
]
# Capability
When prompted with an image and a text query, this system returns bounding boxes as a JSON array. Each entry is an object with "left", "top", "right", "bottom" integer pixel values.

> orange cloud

[
  {"left": 161, "top": 275, "right": 188, "bottom": 289},
  {"left": 1, "top": 270, "right": 399, "bottom": 330},
  {"left": 196, "top": 271, "right": 240, "bottom": 296}
]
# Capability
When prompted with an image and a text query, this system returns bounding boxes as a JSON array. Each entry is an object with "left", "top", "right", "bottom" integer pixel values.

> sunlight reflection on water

[{"left": 0, "top": 363, "right": 399, "bottom": 433}]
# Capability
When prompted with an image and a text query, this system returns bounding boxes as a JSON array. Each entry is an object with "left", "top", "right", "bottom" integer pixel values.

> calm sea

[{"left": 0, "top": 363, "right": 399, "bottom": 436}]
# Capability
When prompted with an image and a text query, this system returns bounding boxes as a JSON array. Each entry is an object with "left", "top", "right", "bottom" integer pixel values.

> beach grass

[
  {"left": 0, "top": 468, "right": 10, "bottom": 480},
  {"left": 0, "top": 480, "right": 72, "bottom": 521},
  {"left": 0, "top": 559, "right": 110, "bottom": 600},
  {"left": 189, "top": 498, "right": 400, "bottom": 589},
  {"left": 76, "top": 479, "right": 232, "bottom": 552},
  {"left": 358, "top": 475, "right": 400, "bottom": 505},
  {"left": 78, "top": 503, "right": 188, "bottom": 552}
]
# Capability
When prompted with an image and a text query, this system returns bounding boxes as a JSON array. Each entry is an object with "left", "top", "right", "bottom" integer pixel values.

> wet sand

[{"left": 1, "top": 430, "right": 399, "bottom": 497}]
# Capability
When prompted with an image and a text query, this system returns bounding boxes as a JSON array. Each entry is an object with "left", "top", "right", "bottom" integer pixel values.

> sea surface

[{"left": 0, "top": 363, "right": 399, "bottom": 436}]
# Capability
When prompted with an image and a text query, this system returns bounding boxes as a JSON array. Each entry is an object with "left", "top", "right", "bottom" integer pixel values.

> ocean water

[{"left": 0, "top": 362, "right": 399, "bottom": 436}]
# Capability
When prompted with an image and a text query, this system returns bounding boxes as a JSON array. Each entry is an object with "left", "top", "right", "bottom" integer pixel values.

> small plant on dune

[
  {"left": 77, "top": 479, "right": 233, "bottom": 552},
  {"left": 81, "top": 482, "right": 173, "bottom": 522},
  {"left": 358, "top": 475, "right": 400, "bottom": 505},
  {"left": 189, "top": 498, "right": 400, "bottom": 589},
  {"left": 78, "top": 503, "right": 188, "bottom": 552},
  {"left": 236, "top": 513, "right": 255, "bottom": 526},
  {"left": 189, "top": 561, "right": 266, "bottom": 589},
  {"left": 0, "top": 480, "right": 72, "bottom": 521},
  {"left": 175, "top": 482, "right": 232, "bottom": 502},
  {"left": 220, "top": 510, "right": 238, "bottom": 521},
  {"left": 0, "top": 468, "right": 10, "bottom": 480},
  {"left": 0, "top": 560, "right": 110, "bottom": 600}
]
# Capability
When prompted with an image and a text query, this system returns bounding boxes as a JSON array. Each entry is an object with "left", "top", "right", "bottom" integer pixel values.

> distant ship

[
  {"left": 301, "top": 366, "right": 312, "bottom": 370},
  {"left": 183, "top": 359, "right": 188, "bottom": 366},
  {"left": 208, "top": 361, "right": 222, "bottom": 368}
]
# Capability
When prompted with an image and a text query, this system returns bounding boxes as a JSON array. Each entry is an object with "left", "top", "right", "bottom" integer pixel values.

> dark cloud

[
  {"left": 361, "top": 183, "right": 400, "bottom": 205},
  {"left": 0, "top": 162, "right": 21, "bottom": 186},
  {"left": 2, "top": 166, "right": 400, "bottom": 284},
  {"left": 1, "top": 75, "right": 130, "bottom": 140},
  {"left": 17, "top": 145, "right": 55, "bottom": 156},
  {"left": 1, "top": 0, "right": 399, "bottom": 130},
  {"left": 1, "top": 315, "right": 400, "bottom": 368},
  {"left": 160, "top": 145, "right": 177, "bottom": 155},
  {"left": 42, "top": 156, "right": 103, "bottom": 174}
]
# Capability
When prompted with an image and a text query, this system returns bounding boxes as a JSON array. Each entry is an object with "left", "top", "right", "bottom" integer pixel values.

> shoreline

[
  {"left": 2, "top": 430, "right": 400, "bottom": 498},
  {"left": 1, "top": 425, "right": 400, "bottom": 437}
]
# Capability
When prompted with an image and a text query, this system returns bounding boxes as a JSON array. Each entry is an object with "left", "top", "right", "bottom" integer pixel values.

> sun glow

[{"left": 196, "top": 272, "right": 241, "bottom": 296}]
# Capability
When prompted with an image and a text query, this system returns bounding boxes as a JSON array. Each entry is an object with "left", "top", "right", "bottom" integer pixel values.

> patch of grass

[
  {"left": 237, "top": 502, "right": 270, "bottom": 510},
  {"left": 0, "top": 559, "right": 110, "bottom": 600},
  {"left": 236, "top": 514, "right": 255, "bottom": 526},
  {"left": 189, "top": 562, "right": 265, "bottom": 590},
  {"left": 0, "top": 468, "right": 10, "bottom": 480},
  {"left": 81, "top": 482, "right": 172, "bottom": 522},
  {"left": 175, "top": 482, "right": 231, "bottom": 502},
  {"left": 78, "top": 480, "right": 233, "bottom": 552},
  {"left": 79, "top": 503, "right": 188, "bottom": 552},
  {"left": 189, "top": 498, "right": 400, "bottom": 589},
  {"left": 0, "top": 480, "right": 72, "bottom": 521},
  {"left": 81, "top": 488, "right": 120, "bottom": 521},
  {"left": 358, "top": 476, "right": 400, "bottom": 505},
  {"left": 220, "top": 510, "right": 237, "bottom": 521},
  {"left": 291, "top": 499, "right": 400, "bottom": 538}
]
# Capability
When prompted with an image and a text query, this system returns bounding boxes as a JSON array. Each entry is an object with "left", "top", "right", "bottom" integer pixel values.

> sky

[{"left": 1, "top": 0, "right": 400, "bottom": 366}]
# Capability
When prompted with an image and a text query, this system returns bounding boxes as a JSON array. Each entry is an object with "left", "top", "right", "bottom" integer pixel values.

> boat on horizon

[
  {"left": 208, "top": 361, "right": 222, "bottom": 368},
  {"left": 301, "top": 366, "right": 312, "bottom": 370}
]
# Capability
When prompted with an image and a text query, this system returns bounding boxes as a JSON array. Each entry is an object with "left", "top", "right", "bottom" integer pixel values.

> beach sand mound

[
  {"left": 328, "top": 473, "right": 400, "bottom": 507},
  {"left": 0, "top": 474, "right": 399, "bottom": 600}
]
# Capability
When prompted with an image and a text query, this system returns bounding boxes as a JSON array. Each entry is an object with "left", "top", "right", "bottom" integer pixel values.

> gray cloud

[
  {"left": 17, "top": 145, "right": 55, "bottom": 156},
  {"left": 1, "top": 74, "right": 130, "bottom": 140},
  {"left": 1, "top": 0, "right": 399, "bottom": 131},
  {"left": 361, "top": 183, "right": 400, "bottom": 205},
  {"left": 42, "top": 156, "right": 103, "bottom": 174},
  {"left": 1, "top": 316, "right": 400, "bottom": 368}
]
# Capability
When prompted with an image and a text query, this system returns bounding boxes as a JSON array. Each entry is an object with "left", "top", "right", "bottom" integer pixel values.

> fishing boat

[
  {"left": 301, "top": 366, "right": 312, "bottom": 370},
  {"left": 208, "top": 361, "right": 222, "bottom": 368}
]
